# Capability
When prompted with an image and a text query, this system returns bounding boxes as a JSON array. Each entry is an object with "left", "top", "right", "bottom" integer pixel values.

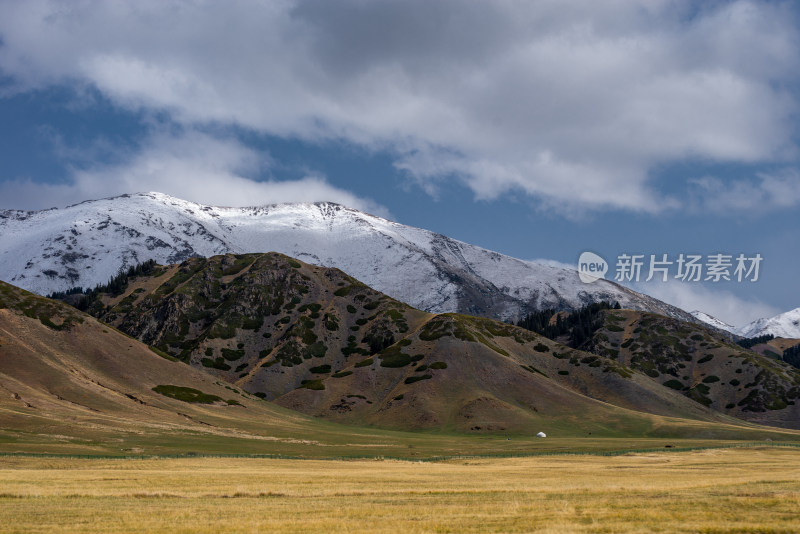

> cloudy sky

[{"left": 1, "top": 0, "right": 798, "bottom": 326}]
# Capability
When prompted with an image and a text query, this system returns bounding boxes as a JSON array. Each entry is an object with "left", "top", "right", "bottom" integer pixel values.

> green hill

[
  {"left": 0, "top": 280, "right": 474, "bottom": 456},
  {"left": 64, "top": 252, "right": 797, "bottom": 435},
  {"left": 586, "top": 309, "right": 800, "bottom": 428}
]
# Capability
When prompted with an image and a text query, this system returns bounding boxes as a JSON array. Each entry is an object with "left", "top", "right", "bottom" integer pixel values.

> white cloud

[
  {"left": 0, "top": 130, "right": 391, "bottom": 217},
  {"left": 631, "top": 279, "right": 780, "bottom": 328},
  {"left": 689, "top": 169, "right": 800, "bottom": 213},
  {"left": 0, "top": 1, "right": 798, "bottom": 212}
]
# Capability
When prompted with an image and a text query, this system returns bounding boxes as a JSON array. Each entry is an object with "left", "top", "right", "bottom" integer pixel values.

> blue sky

[{"left": 0, "top": 0, "right": 799, "bottom": 326}]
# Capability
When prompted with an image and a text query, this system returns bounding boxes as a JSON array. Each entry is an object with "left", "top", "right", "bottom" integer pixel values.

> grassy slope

[
  {"left": 0, "top": 280, "right": 483, "bottom": 456},
  {"left": 767, "top": 337, "right": 800, "bottom": 352},
  {"left": 590, "top": 309, "right": 800, "bottom": 428},
  {"left": 750, "top": 337, "right": 800, "bottom": 360},
  {"left": 76, "top": 253, "right": 800, "bottom": 437}
]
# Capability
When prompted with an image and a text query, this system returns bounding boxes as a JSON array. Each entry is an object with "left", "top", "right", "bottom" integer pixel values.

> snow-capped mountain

[
  {"left": 690, "top": 311, "right": 736, "bottom": 334},
  {"left": 735, "top": 308, "right": 800, "bottom": 339},
  {"left": 0, "top": 192, "right": 696, "bottom": 322}
]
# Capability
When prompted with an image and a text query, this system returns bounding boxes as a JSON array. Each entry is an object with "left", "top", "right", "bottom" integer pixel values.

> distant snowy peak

[
  {"left": 0, "top": 192, "right": 697, "bottom": 322},
  {"left": 735, "top": 308, "right": 800, "bottom": 339},
  {"left": 690, "top": 311, "right": 736, "bottom": 334}
]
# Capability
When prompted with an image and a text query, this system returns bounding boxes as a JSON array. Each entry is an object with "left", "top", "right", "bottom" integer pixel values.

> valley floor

[{"left": 1, "top": 447, "right": 799, "bottom": 533}]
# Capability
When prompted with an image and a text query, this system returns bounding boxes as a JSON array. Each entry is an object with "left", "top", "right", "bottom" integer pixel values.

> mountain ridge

[
  {"left": 692, "top": 307, "right": 800, "bottom": 340},
  {"left": 691, "top": 310, "right": 737, "bottom": 334},
  {"left": 66, "top": 251, "right": 800, "bottom": 431},
  {"left": 3, "top": 275, "right": 798, "bottom": 453},
  {"left": 1, "top": 191, "right": 697, "bottom": 323},
  {"left": 589, "top": 309, "right": 800, "bottom": 429}
]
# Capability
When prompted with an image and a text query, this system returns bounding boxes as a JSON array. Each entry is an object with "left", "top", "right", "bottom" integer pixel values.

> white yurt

[{"left": 536, "top": 431, "right": 546, "bottom": 438}]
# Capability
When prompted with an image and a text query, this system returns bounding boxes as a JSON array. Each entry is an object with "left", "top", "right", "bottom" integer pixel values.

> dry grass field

[{"left": 1, "top": 447, "right": 799, "bottom": 533}]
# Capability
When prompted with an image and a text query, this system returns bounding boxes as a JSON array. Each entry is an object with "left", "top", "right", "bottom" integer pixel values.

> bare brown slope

[
  {"left": 75, "top": 253, "right": 765, "bottom": 436},
  {"left": 276, "top": 313, "right": 741, "bottom": 434}
]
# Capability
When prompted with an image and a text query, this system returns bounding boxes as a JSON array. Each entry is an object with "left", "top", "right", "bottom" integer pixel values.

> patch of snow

[{"left": 690, "top": 311, "right": 736, "bottom": 334}]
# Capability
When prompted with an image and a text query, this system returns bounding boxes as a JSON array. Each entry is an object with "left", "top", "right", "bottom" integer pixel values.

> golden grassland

[{"left": 1, "top": 447, "right": 799, "bottom": 533}]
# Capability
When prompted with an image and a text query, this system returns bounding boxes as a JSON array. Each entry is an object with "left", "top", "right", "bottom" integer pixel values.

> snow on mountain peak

[
  {"left": 735, "top": 308, "right": 800, "bottom": 339},
  {"left": 1, "top": 192, "right": 697, "bottom": 322}
]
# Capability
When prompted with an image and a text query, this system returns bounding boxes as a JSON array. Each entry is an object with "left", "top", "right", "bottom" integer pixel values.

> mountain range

[
  {"left": 75, "top": 252, "right": 720, "bottom": 433},
  {"left": 0, "top": 192, "right": 697, "bottom": 323},
  {"left": 2, "top": 191, "right": 800, "bottom": 447},
  {"left": 692, "top": 308, "right": 800, "bottom": 339},
  {"left": 44, "top": 252, "right": 800, "bottom": 431},
  {"left": 5, "top": 269, "right": 799, "bottom": 455}
]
